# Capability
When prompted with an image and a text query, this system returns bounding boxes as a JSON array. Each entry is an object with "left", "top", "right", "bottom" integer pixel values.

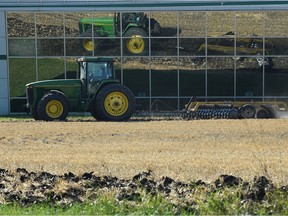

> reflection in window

[
  {"left": 236, "top": 58, "right": 263, "bottom": 97},
  {"left": 266, "top": 38, "right": 288, "bottom": 55},
  {"left": 265, "top": 11, "right": 288, "bottom": 37},
  {"left": 8, "top": 39, "right": 35, "bottom": 56},
  {"left": 151, "top": 58, "right": 178, "bottom": 96},
  {"left": 9, "top": 58, "right": 36, "bottom": 97},
  {"left": 207, "top": 12, "right": 235, "bottom": 36},
  {"left": 7, "top": 13, "right": 35, "bottom": 37},
  {"left": 236, "top": 12, "right": 263, "bottom": 36},
  {"left": 265, "top": 57, "right": 288, "bottom": 96},
  {"left": 38, "top": 58, "right": 65, "bottom": 81},
  {"left": 206, "top": 37, "right": 235, "bottom": 56},
  {"left": 179, "top": 57, "right": 205, "bottom": 97},
  {"left": 151, "top": 38, "right": 177, "bottom": 56},
  {"left": 150, "top": 12, "right": 178, "bottom": 37},
  {"left": 236, "top": 37, "right": 263, "bottom": 56},
  {"left": 37, "top": 39, "right": 64, "bottom": 56},
  {"left": 36, "top": 13, "right": 64, "bottom": 37},
  {"left": 179, "top": 12, "right": 206, "bottom": 37},
  {"left": 207, "top": 58, "right": 234, "bottom": 97},
  {"left": 122, "top": 58, "right": 150, "bottom": 97}
]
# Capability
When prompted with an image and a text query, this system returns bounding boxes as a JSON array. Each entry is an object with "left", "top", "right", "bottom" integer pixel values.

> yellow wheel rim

[
  {"left": 104, "top": 92, "right": 129, "bottom": 117},
  {"left": 45, "top": 100, "right": 64, "bottom": 119},
  {"left": 126, "top": 35, "right": 145, "bottom": 54},
  {"left": 83, "top": 39, "right": 95, "bottom": 51}
]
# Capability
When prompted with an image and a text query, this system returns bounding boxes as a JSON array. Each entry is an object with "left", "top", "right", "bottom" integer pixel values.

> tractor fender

[
  {"left": 93, "top": 80, "right": 120, "bottom": 100},
  {"left": 48, "top": 90, "right": 70, "bottom": 107},
  {"left": 49, "top": 90, "right": 66, "bottom": 98}
]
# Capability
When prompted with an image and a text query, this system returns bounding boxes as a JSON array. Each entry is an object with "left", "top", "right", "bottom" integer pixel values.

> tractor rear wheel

[
  {"left": 37, "top": 93, "right": 69, "bottom": 121},
  {"left": 123, "top": 27, "right": 148, "bottom": 55},
  {"left": 31, "top": 108, "right": 40, "bottom": 120},
  {"left": 93, "top": 84, "right": 135, "bottom": 121}
]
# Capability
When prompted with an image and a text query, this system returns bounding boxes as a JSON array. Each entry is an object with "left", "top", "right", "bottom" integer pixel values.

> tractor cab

[{"left": 77, "top": 57, "right": 115, "bottom": 94}]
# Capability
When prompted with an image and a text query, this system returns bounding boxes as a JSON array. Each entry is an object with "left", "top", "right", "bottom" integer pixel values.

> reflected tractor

[
  {"left": 25, "top": 57, "right": 135, "bottom": 121},
  {"left": 79, "top": 12, "right": 161, "bottom": 55}
]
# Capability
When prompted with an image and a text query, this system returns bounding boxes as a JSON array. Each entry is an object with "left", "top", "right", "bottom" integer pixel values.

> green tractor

[
  {"left": 25, "top": 57, "right": 135, "bottom": 121},
  {"left": 79, "top": 12, "right": 161, "bottom": 55}
]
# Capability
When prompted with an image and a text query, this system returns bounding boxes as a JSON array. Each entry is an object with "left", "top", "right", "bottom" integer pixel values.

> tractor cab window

[{"left": 87, "top": 62, "right": 112, "bottom": 93}]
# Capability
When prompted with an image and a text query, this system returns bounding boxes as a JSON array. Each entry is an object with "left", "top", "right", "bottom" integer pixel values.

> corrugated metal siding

[{"left": 1, "top": 0, "right": 288, "bottom": 11}]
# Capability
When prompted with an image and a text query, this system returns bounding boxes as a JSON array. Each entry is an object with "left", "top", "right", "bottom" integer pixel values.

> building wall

[
  {"left": 0, "top": 12, "right": 9, "bottom": 115},
  {"left": 3, "top": 10, "right": 288, "bottom": 113}
]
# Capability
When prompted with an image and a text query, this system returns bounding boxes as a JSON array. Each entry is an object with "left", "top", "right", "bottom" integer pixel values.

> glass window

[
  {"left": 151, "top": 38, "right": 177, "bottom": 56},
  {"left": 236, "top": 58, "right": 263, "bottom": 97},
  {"left": 207, "top": 57, "right": 234, "bottom": 97},
  {"left": 38, "top": 58, "right": 65, "bottom": 81},
  {"left": 179, "top": 57, "right": 205, "bottom": 97},
  {"left": 236, "top": 37, "right": 264, "bottom": 56},
  {"left": 37, "top": 39, "right": 64, "bottom": 56},
  {"left": 179, "top": 12, "right": 206, "bottom": 37},
  {"left": 266, "top": 38, "right": 288, "bottom": 55},
  {"left": 236, "top": 12, "right": 263, "bottom": 37},
  {"left": 265, "top": 11, "right": 288, "bottom": 37},
  {"left": 207, "top": 12, "right": 235, "bottom": 36},
  {"left": 150, "top": 12, "right": 178, "bottom": 37},
  {"left": 8, "top": 12, "right": 35, "bottom": 38},
  {"left": 150, "top": 98, "right": 178, "bottom": 111},
  {"left": 8, "top": 39, "right": 36, "bottom": 56},
  {"left": 36, "top": 13, "right": 64, "bottom": 37},
  {"left": 122, "top": 57, "right": 150, "bottom": 98},
  {"left": 66, "top": 57, "right": 78, "bottom": 79},
  {"left": 179, "top": 38, "right": 205, "bottom": 56},
  {"left": 9, "top": 58, "right": 36, "bottom": 97},
  {"left": 151, "top": 57, "right": 178, "bottom": 96},
  {"left": 265, "top": 57, "right": 288, "bottom": 96},
  {"left": 65, "top": 12, "right": 89, "bottom": 37},
  {"left": 207, "top": 36, "right": 235, "bottom": 56}
]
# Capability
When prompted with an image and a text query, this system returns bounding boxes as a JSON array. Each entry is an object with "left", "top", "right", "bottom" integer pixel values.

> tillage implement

[{"left": 183, "top": 98, "right": 288, "bottom": 120}]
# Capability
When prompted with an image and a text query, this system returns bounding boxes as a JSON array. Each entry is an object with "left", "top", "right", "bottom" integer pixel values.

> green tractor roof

[{"left": 77, "top": 57, "right": 114, "bottom": 63}]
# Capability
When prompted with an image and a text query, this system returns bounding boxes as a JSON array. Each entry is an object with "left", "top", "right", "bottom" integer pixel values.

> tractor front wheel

[
  {"left": 37, "top": 93, "right": 69, "bottom": 121},
  {"left": 81, "top": 29, "right": 99, "bottom": 52},
  {"left": 93, "top": 84, "right": 135, "bottom": 121}
]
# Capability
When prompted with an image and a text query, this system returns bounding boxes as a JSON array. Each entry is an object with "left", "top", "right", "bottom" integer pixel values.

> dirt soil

[{"left": 1, "top": 118, "right": 288, "bottom": 184}]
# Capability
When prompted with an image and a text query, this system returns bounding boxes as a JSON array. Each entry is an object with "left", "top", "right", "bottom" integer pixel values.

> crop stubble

[{"left": 0, "top": 119, "right": 288, "bottom": 184}]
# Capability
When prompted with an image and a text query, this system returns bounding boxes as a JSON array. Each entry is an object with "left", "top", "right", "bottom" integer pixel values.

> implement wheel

[
  {"left": 240, "top": 104, "right": 256, "bottom": 119},
  {"left": 123, "top": 27, "right": 148, "bottom": 55},
  {"left": 37, "top": 93, "right": 69, "bottom": 121},
  {"left": 93, "top": 84, "right": 135, "bottom": 121}
]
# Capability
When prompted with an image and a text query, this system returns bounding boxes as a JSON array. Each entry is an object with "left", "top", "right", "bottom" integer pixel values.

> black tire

[
  {"left": 228, "top": 108, "right": 239, "bottom": 119},
  {"left": 81, "top": 29, "right": 100, "bottom": 52},
  {"left": 31, "top": 108, "right": 40, "bottom": 121},
  {"left": 123, "top": 27, "right": 148, "bottom": 56},
  {"left": 93, "top": 84, "right": 135, "bottom": 121},
  {"left": 240, "top": 104, "right": 256, "bottom": 119},
  {"left": 37, "top": 93, "right": 69, "bottom": 121},
  {"left": 256, "top": 109, "right": 270, "bottom": 119}
]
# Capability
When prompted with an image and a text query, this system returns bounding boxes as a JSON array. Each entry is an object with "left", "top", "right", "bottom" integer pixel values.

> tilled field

[{"left": 1, "top": 118, "right": 288, "bottom": 210}]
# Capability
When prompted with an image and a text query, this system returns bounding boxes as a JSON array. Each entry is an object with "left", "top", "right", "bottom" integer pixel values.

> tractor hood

[
  {"left": 26, "top": 79, "right": 81, "bottom": 88},
  {"left": 80, "top": 17, "right": 114, "bottom": 25}
]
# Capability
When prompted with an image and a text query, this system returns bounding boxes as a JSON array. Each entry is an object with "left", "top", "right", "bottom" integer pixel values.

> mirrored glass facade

[{"left": 8, "top": 11, "right": 288, "bottom": 112}]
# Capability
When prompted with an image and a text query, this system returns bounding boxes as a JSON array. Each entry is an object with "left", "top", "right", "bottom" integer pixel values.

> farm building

[{"left": 0, "top": 0, "right": 288, "bottom": 115}]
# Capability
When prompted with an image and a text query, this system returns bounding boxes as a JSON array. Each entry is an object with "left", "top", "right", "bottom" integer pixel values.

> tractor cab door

[{"left": 86, "top": 61, "right": 113, "bottom": 94}]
